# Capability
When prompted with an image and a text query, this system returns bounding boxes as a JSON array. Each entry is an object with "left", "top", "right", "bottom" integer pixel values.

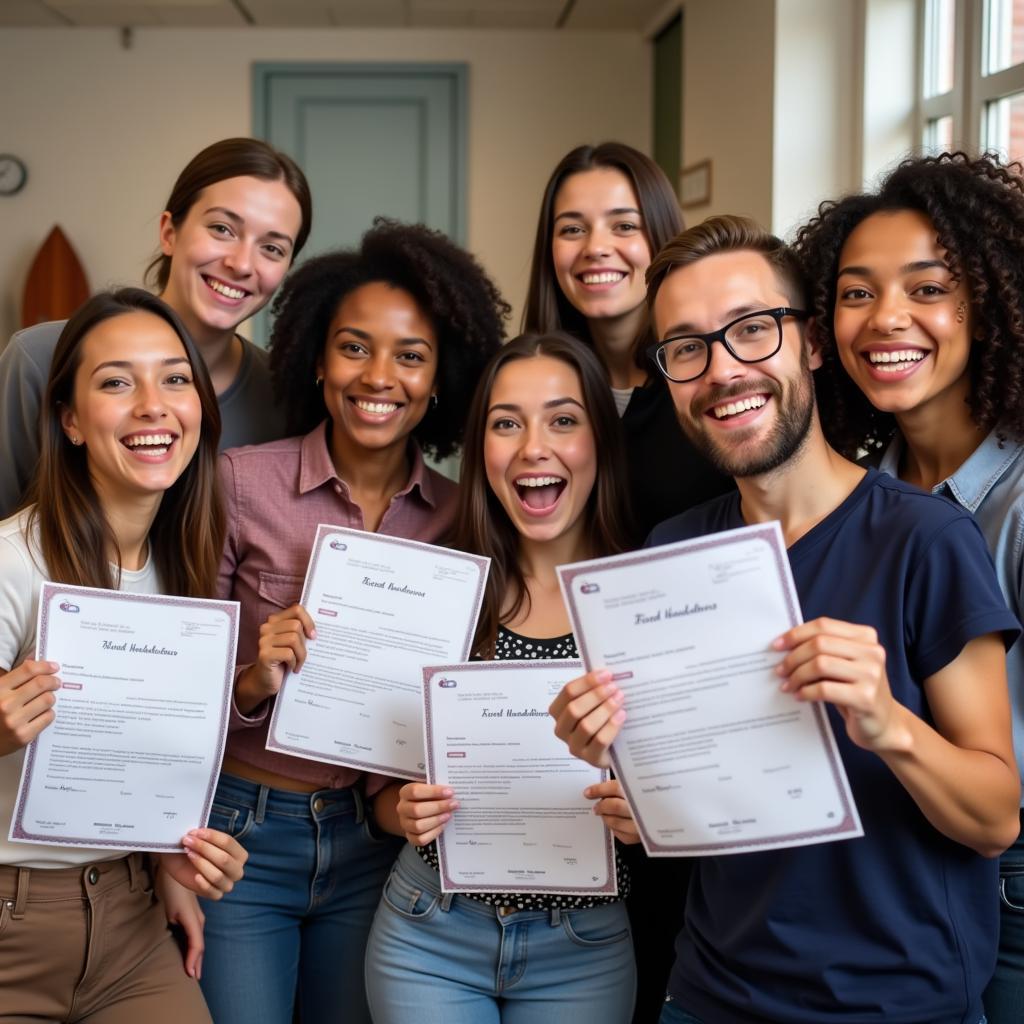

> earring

[
  {"left": 315, "top": 375, "right": 324, "bottom": 387},
  {"left": 431, "top": 394, "right": 439, "bottom": 408},
  {"left": 69, "top": 434, "right": 81, "bottom": 446},
  {"left": 956, "top": 301, "right": 967, "bottom": 324}
]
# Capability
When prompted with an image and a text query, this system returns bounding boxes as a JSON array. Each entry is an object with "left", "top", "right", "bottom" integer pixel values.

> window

[{"left": 916, "top": 0, "right": 1024, "bottom": 160}]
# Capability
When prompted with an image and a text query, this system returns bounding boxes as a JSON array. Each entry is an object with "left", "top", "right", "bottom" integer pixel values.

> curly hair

[
  {"left": 794, "top": 151, "right": 1024, "bottom": 457},
  {"left": 268, "top": 218, "right": 510, "bottom": 459}
]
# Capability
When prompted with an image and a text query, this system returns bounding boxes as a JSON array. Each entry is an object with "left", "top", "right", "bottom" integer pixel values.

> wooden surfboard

[{"left": 21, "top": 225, "right": 89, "bottom": 328}]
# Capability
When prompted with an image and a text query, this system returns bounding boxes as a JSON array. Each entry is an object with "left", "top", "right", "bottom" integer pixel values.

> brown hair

[
  {"left": 145, "top": 137, "right": 313, "bottom": 291},
  {"left": 451, "top": 332, "right": 631, "bottom": 657},
  {"left": 646, "top": 214, "right": 809, "bottom": 319},
  {"left": 26, "top": 288, "right": 224, "bottom": 598},
  {"left": 522, "top": 142, "right": 684, "bottom": 360}
]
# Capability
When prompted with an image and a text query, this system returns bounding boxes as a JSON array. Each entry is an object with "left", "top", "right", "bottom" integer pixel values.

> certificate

[
  {"left": 559, "top": 522, "right": 862, "bottom": 857},
  {"left": 10, "top": 583, "right": 238, "bottom": 852},
  {"left": 266, "top": 526, "right": 488, "bottom": 779},
  {"left": 423, "top": 661, "right": 616, "bottom": 895}
]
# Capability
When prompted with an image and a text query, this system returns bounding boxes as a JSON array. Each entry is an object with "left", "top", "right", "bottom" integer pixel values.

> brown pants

[{"left": 0, "top": 854, "right": 211, "bottom": 1024}]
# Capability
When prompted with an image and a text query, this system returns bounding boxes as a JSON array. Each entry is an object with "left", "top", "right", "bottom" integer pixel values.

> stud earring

[
  {"left": 956, "top": 301, "right": 967, "bottom": 324},
  {"left": 69, "top": 434, "right": 81, "bottom": 446}
]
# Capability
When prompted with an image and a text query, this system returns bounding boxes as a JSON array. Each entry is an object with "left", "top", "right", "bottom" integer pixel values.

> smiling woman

[
  {"left": 198, "top": 218, "right": 509, "bottom": 1024},
  {"left": 0, "top": 138, "right": 313, "bottom": 520},
  {"left": 0, "top": 288, "right": 247, "bottom": 1023}
]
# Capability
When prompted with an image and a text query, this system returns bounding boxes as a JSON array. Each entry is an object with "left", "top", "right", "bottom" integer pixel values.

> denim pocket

[
  {"left": 207, "top": 802, "right": 256, "bottom": 843},
  {"left": 561, "top": 905, "right": 631, "bottom": 948},
  {"left": 380, "top": 866, "right": 439, "bottom": 922},
  {"left": 1000, "top": 870, "right": 1024, "bottom": 913}
]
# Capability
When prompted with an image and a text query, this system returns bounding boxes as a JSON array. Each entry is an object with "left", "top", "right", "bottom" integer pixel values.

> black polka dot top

[{"left": 413, "top": 624, "right": 630, "bottom": 909}]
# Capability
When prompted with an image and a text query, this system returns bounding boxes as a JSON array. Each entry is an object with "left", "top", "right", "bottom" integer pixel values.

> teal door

[{"left": 251, "top": 62, "right": 468, "bottom": 346}]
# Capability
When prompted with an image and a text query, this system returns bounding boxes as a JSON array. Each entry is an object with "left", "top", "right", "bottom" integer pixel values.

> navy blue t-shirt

[{"left": 649, "top": 469, "right": 1019, "bottom": 1024}]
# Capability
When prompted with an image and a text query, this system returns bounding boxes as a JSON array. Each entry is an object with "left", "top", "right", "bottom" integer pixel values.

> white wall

[
  {"left": 0, "top": 27, "right": 651, "bottom": 342},
  {"left": 679, "top": 0, "right": 776, "bottom": 228},
  {"left": 772, "top": 0, "right": 859, "bottom": 238}
]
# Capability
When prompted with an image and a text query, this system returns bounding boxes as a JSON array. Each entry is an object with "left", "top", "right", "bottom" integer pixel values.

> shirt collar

[
  {"left": 879, "top": 427, "right": 1024, "bottom": 512},
  {"left": 298, "top": 419, "right": 440, "bottom": 509}
]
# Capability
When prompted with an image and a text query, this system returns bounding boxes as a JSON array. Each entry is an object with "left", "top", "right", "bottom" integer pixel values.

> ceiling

[{"left": 0, "top": 0, "right": 674, "bottom": 31}]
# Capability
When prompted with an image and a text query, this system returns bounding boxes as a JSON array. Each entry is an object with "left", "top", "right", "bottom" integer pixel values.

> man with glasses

[{"left": 551, "top": 215, "right": 1019, "bottom": 1024}]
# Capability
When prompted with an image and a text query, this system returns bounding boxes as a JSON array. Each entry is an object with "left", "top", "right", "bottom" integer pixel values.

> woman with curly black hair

[
  {"left": 795, "top": 151, "right": 1024, "bottom": 1023},
  {"left": 198, "top": 219, "right": 509, "bottom": 1024}
]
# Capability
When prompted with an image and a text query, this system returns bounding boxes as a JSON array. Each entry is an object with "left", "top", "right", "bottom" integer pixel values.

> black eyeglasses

[{"left": 648, "top": 307, "right": 809, "bottom": 383}]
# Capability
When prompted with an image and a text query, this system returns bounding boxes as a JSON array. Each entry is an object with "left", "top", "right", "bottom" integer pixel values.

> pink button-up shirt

[{"left": 218, "top": 420, "right": 458, "bottom": 791}]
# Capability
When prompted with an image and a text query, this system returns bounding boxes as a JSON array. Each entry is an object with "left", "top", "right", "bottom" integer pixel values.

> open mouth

[
  {"left": 707, "top": 394, "right": 769, "bottom": 421},
  {"left": 121, "top": 432, "right": 177, "bottom": 458},
  {"left": 863, "top": 348, "right": 928, "bottom": 374},
  {"left": 202, "top": 275, "right": 250, "bottom": 302},
  {"left": 514, "top": 475, "right": 567, "bottom": 513}
]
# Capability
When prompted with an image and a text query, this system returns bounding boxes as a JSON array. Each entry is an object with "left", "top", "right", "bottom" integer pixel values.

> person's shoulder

[
  {"left": 647, "top": 491, "right": 738, "bottom": 547},
  {"left": 0, "top": 508, "right": 42, "bottom": 575},
  {"left": 3, "top": 321, "right": 65, "bottom": 369},
  {"left": 221, "top": 433, "right": 304, "bottom": 464},
  {"left": 867, "top": 470, "right": 974, "bottom": 530}
]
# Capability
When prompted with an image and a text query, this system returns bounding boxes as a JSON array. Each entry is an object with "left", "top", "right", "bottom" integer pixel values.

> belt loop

[
  {"left": 351, "top": 784, "right": 366, "bottom": 825},
  {"left": 440, "top": 892, "right": 454, "bottom": 912},
  {"left": 12, "top": 867, "right": 30, "bottom": 919},
  {"left": 255, "top": 784, "right": 270, "bottom": 824},
  {"left": 549, "top": 906, "right": 561, "bottom": 927},
  {"left": 127, "top": 852, "right": 142, "bottom": 892}
]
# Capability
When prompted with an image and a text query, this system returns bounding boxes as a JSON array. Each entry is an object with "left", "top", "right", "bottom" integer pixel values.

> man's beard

[{"left": 679, "top": 366, "right": 816, "bottom": 479}]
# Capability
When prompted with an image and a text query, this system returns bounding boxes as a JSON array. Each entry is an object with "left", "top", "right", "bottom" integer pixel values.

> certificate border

[
  {"left": 422, "top": 659, "right": 617, "bottom": 896},
  {"left": 559, "top": 523, "right": 861, "bottom": 857},
  {"left": 11, "top": 582, "right": 239, "bottom": 851},
  {"left": 266, "top": 524, "right": 490, "bottom": 779}
]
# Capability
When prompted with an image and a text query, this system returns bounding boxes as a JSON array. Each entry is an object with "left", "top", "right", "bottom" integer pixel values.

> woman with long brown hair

[
  {"left": 523, "top": 143, "right": 730, "bottom": 540},
  {"left": 366, "top": 333, "right": 638, "bottom": 1024},
  {"left": 0, "top": 287, "right": 246, "bottom": 1022},
  {"left": 0, "top": 136, "right": 312, "bottom": 519}
]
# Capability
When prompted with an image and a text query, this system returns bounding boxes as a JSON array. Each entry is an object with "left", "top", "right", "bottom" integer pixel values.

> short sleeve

[
  {"left": 905, "top": 514, "right": 1021, "bottom": 680},
  {"left": 0, "top": 530, "right": 38, "bottom": 672}
]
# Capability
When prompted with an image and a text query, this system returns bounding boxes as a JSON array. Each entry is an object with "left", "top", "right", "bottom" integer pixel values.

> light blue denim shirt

[{"left": 880, "top": 429, "right": 1024, "bottom": 796}]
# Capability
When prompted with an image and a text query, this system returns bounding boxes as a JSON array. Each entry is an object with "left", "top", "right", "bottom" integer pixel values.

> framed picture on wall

[{"left": 679, "top": 159, "right": 712, "bottom": 208}]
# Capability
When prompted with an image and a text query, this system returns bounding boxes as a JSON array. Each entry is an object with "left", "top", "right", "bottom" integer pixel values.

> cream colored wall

[
  {"left": 678, "top": 0, "right": 776, "bottom": 229},
  {"left": 772, "top": 0, "right": 859, "bottom": 237},
  {"left": 0, "top": 27, "right": 651, "bottom": 343}
]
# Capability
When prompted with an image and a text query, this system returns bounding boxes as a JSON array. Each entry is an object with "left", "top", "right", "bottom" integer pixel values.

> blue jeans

[
  {"left": 365, "top": 843, "right": 636, "bottom": 1023},
  {"left": 984, "top": 819, "right": 1024, "bottom": 1023},
  {"left": 197, "top": 772, "right": 401, "bottom": 1024},
  {"left": 660, "top": 998, "right": 987, "bottom": 1024}
]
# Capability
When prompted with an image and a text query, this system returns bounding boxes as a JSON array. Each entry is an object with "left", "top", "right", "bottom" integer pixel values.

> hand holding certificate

[
  {"left": 10, "top": 583, "right": 238, "bottom": 852},
  {"left": 556, "top": 522, "right": 862, "bottom": 857},
  {"left": 267, "top": 526, "right": 489, "bottom": 779},
  {"left": 422, "top": 661, "right": 615, "bottom": 895}
]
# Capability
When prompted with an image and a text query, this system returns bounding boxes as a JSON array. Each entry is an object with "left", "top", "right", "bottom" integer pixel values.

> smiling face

[
  {"left": 60, "top": 310, "right": 202, "bottom": 509},
  {"left": 318, "top": 281, "right": 438, "bottom": 462},
  {"left": 653, "top": 250, "right": 818, "bottom": 478},
  {"left": 158, "top": 174, "right": 303, "bottom": 340},
  {"left": 483, "top": 355, "right": 597, "bottom": 548},
  {"left": 551, "top": 167, "right": 652, "bottom": 325},
  {"left": 833, "top": 209, "right": 972, "bottom": 420}
]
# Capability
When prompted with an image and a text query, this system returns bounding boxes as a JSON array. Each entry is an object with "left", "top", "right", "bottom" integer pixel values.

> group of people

[{"left": 0, "top": 133, "right": 1020, "bottom": 1024}]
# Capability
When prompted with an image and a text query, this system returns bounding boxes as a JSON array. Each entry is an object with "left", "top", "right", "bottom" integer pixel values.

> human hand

[
  {"left": 236, "top": 604, "right": 316, "bottom": 712},
  {"left": 396, "top": 782, "right": 458, "bottom": 846},
  {"left": 155, "top": 865, "right": 206, "bottom": 978},
  {"left": 549, "top": 668, "right": 625, "bottom": 768},
  {"left": 585, "top": 778, "right": 640, "bottom": 844},
  {"left": 157, "top": 828, "right": 247, "bottom": 901},
  {"left": 774, "top": 617, "right": 906, "bottom": 752},
  {"left": 0, "top": 659, "right": 60, "bottom": 757}
]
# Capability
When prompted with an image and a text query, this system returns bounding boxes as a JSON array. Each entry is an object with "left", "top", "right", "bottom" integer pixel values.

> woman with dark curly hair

[
  {"left": 365, "top": 333, "right": 637, "bottom": 1024},
  {"left": 795, "top": 151, "right": 1024, "bottom": 1023},
  {"left": 198, "top": 219, "right": 509, "bottom": 1024},
  {"left": 523, "top": 143, "right": 730, "bottom": 541}
]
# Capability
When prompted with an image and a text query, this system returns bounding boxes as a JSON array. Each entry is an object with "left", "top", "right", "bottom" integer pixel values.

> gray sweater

[{"left": 0, "top": 320, "right": 287, "bottom": 519}]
